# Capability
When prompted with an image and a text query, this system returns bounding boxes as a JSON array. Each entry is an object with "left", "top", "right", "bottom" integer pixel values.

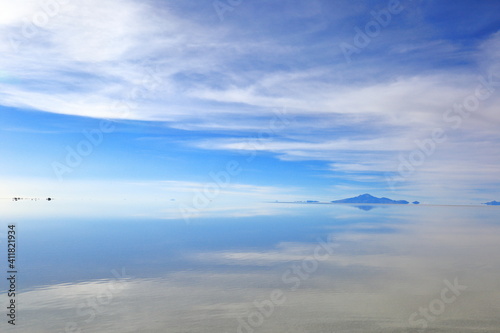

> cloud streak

[{"left": 1, "top": 0, "right": 500, "bottom": 201}]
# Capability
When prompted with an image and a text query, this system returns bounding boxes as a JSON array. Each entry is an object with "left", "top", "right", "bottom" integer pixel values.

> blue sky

[{"left": 1, "top": 0, "right": 500, "bottom": 217}]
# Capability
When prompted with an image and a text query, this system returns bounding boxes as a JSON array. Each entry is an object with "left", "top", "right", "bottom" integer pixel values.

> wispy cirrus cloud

[{"left": 1, "top": 0, "right": 499, "bottom": 202}]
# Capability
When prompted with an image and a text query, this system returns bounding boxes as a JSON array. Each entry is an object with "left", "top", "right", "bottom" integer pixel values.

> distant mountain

[
  {"left": 483, "top": 200, "right": 500, "bottom": 206},
  {"left": 331, "top": 193, "right": 409, "bottom": 204}
]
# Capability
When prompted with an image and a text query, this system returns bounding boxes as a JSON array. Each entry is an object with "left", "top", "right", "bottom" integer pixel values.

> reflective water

[{"left": 3, "top": 204, "right": 500, "bottom": 332}]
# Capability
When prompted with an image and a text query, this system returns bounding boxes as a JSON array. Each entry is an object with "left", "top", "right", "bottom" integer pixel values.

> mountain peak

[{"left": 331, "top": 194, "right": 409, "bottom": 205}]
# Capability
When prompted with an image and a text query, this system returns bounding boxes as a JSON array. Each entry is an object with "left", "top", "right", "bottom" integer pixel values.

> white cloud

[
  {"left": 1, "top": 1, "right": 499, "bottom": 201},
  {"left": 0, "top": 0, "right": 40, "bottom": 25}
]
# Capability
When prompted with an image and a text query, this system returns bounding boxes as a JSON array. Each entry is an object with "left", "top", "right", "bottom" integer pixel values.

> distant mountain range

[
  {"left": 282, "top": 195, "right": 498, "bottom": 206},
  {"left": 331, "top": 194, "right": 410, "bottom": 205}
]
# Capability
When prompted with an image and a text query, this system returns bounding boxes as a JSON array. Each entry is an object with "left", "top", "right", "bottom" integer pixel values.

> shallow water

[{"left": 2, "top": 204, "right": 500, "bottom": 332}]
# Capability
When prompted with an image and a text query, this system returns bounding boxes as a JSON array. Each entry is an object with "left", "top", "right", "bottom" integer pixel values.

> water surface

[{"left": 2, "top": 204, "right": 500, "bottom": 332}]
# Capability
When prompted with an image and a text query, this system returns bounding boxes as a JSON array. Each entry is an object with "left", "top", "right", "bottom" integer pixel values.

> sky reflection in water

[{"left": 3, "top": 204, "right": 500, "bottom": 332}]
